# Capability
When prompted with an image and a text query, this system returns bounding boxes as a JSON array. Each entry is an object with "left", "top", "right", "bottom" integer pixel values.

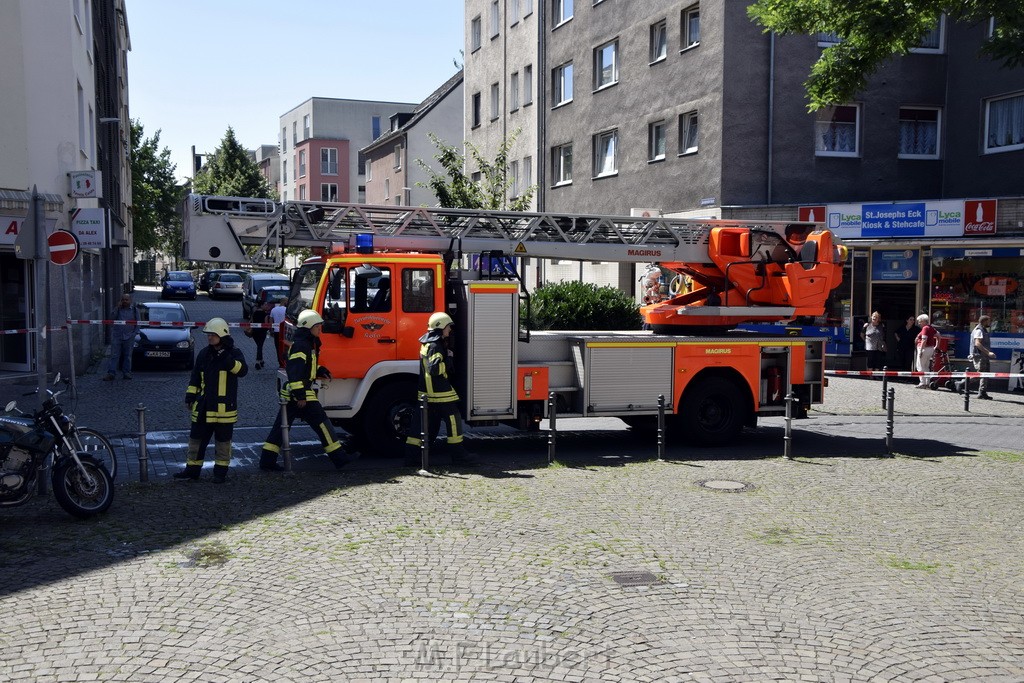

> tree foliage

[
  {"left": 748, "top": 1, "right": 1024, "bottom": 109},
  {"left": 417, "top": 130, "right": 536, "bottom": 211},
  {"left": 191, "top": 127, "right": 273, "bottom": 199},
  {"left": 523, "top": 281, "right": 641, "bottom": 331},
  {"left": 130, "top": 120, "right": 185, "bottom": 255}
]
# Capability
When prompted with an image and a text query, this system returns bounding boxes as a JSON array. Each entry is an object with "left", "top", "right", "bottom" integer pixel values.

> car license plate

[{"left": 145, "top": 351, "right": 171, "bottom": 358}]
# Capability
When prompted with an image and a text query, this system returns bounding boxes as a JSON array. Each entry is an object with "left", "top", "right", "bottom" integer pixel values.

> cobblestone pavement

[{"left": 1, "top": 289, "right": 1022, "bottom": 681}]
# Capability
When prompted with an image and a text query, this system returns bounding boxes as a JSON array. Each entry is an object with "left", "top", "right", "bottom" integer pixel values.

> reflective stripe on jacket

[{"left": 186, "top": 336, "right": 248, "bottom": 423}]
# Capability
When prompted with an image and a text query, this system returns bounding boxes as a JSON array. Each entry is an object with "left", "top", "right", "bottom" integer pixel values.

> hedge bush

[{"left": 522, "top": 280, "right": 642, "bottom": 330}]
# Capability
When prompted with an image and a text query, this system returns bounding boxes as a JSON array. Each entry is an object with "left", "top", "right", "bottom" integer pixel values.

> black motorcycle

[{"left": 1, "top": 374, "right": 114, "bottom": 519}]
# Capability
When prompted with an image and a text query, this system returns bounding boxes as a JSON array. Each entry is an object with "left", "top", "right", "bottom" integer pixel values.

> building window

[
  {"left": 384, "top": 178, "right": 390, "bottom": 199},
  {"left": 299, "top": 185, "right": 306, "bottom": 200},
  {"left": 679, "top": 111, "right": 699, "bottom": 154},
  {"left": 366, "top": 160, "right": 372, "bottom": 181},
  {"left": 471, "top": 16, "right": 482, "bottom": 51},
  {"left": 283, "top": 160, "right": 288, "bottom": 184},
  {"left": 649, "top": 120, "right": 666, "bottom": 161},
  {"left": 321, "top": 183, "right": 338, "bottom": 202},
  {"left": 490, "top": 1, "right": 500, "bottom": 37},
  {"left": 471, "top": 171, "right": 482, "bottom": 184},
  {"left": 372, "top": 115, "right": 381, "bottom": 140},
  {"left": 593, "top": 129, "right": 618, "bottom": 177},
  {"left": 552, "top": 62, "right": 573, "bottom": 106},
  {"left": 510, "top": 72, "right": 520, "bottom": 111},
  {"left": 682, "top": 5, "right": 700, "bottom": 49},
  {"left": 817, "top": 31, "right": 841, "bottom": 45},
  {"left": 357, "top": 151, "right": 366, "bottom": 176},
  {"left": 472, "top": 92, "right": 482, "bottom": 127},
  {"left": 490, "top": 82, "right": 500, "bottom": 120},
  {"left": 552, "top": 143, "right": 573, "bottom": 185},
  {"left": 898, "top": 108, "right": 941, "bottom": 158},
  {"left": 292, "top": 122, "right": 297, "bottom": 146},
  {"left": 510, "top": 0, "right": 519, "bottom": 24},
  {"left": 814, "top": 104, "right": 859, "bottom": 156},
  {"left": 322, "top": 147, "right": 338, "bottom": 175},
  {"left": 650, "top": 20, "right": 668, "bottom": 63},
  {"left": 510, "top": 160, "right": 520, "bottom": 197},
  {"left": 393, "top": 144, "right": 402, "bottom": 169},
  {"left": 77, "top": 83, "right": 86, "bottom": 154},
  {"left": 523, "top": 65, "right": 533, "bottom": 105},
  {"left": 282, "top": 127, "right": 287, "bottom": 152},
  {"left": 910, "top": 15, "right": 945, "bottom": 53},
  {"left": 302, "top": 114, "right": 310, "bottom": 140},
  {"left": 524, "top": 156, "right": 533, "bottom": 190},
  {"left": 594, "top": 40, "right": 619, "bottom": 90},
  {"left": 299, "top": 150, "right": 306, "bottom": 178},
  {"left": 984, "top": 92, "right": 1024, "bottom": 154},
  {"left": 554, "top": 0, "right": 573, "bottom": 26},
  {"left": 358, "top": 185, "right": 366, "bottom": 203}
]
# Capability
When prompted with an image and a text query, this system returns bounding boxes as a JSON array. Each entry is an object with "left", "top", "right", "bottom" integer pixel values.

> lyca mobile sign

[{"left": 823, "top": 199, "right": 996, "bottom": 239}]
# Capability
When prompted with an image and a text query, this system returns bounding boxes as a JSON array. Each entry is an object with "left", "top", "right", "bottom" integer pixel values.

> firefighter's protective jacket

[
  {"left": 281, "top": 327, "right": 329, "bottom": 403},
  {"left": 416, "top": 329, "right": 458, "bottom": 404},
  {"left": 186, "top": 335, "right": 248, "bottom": 423}
]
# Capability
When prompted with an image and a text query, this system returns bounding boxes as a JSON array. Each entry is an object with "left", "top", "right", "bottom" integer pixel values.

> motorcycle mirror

[{"left": 5, "top": 400, "right": 16, "bottom": 412}]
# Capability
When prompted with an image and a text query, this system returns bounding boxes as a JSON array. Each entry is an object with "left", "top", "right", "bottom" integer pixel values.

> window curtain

[{"left": 988, "top": 95, "right": 1024, "bottom": 149}]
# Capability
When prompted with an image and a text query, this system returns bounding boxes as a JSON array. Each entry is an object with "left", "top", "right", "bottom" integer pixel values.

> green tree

[
  {"left": 417, "top": 131, "right": 536, "bottom": 211},
  {"left": 130, "top": 120, "right": 185, "bottom": 255},
  {"left": 191, "top": 127, "right": 273, "bottom": 198},
  {"left": 748, "top": 1, "right": 1024, "bottom": 109},
  {"left": 523, "top": 281, "right": 641, "bottom": 331}
]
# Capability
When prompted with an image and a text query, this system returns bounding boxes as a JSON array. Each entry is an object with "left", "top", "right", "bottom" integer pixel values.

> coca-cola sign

[{"left": 963, "top": 199, "right": 997, "bottom": 235}]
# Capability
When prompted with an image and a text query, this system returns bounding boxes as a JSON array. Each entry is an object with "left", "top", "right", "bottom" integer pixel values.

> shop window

[{"left": 930, "top": 248, "right": 1024, "bottom": 336}]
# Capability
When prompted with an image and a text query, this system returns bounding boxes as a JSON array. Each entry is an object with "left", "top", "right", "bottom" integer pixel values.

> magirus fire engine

[{"left": 183, "top": 195, "right": 847, "bottom": 455}]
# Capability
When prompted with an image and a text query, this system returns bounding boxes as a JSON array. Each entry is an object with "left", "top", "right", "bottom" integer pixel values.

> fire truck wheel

[
  {"left": 361, "top": 380, "right": 417, "bottom": 457},
  {"left": 680, "top": 376, "right": 746, "bottom": 445}
]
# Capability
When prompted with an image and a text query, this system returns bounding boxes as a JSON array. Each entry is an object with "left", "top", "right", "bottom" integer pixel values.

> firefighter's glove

[
  {"left": 316, "top": 366, "right": 331, "bottom": 380},
  {"left": 186, "top": 396, "right": 196, "bottom": 408}
]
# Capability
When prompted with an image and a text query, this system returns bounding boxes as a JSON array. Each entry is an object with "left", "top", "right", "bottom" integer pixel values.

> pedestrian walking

[
  {"left": 893, "top": 315, "right": 921, "bottom": 371},
  {"left": 173, "top": 318, "right": 248, "bottom": 483},
  {"left": 404, "top": 312, "right": 476, "bottom": 467},
  {"left": 247, "top": 300, "right": 272, "bottom": 370},
  {"left": 861, "top": 311, "right": 887, "bottom": 371},
  {"left": 259, "top": 309, "right": 359, "bottom": 471},
  {"left": 970, "top": 315, "right": 997, "bottom": 400},
  {"left": 102, "top": 293, "right": 139, "bottom": 380},
  {"left": 270, "top": 297, "right": 288, "bottom": 368},
  {"left": 914, "top": 314, "right": 938, "bottom": 388}
]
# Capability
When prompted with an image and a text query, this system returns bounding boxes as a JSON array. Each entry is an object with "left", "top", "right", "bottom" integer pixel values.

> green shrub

[{"left": 522, "top": 280, "right": 642, "bottom": 330}]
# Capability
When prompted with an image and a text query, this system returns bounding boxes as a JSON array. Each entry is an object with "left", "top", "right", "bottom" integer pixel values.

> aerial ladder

[{"left": 183, "top": 194, "right": 847, "bottom": 331}]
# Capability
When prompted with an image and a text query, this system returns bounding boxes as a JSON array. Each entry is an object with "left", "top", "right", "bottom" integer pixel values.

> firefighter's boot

[
  {"left": 329, "top": 441, "right": 360, "bottom": 470},
  {"left": 448, "top": 442, "right": 478, "bottom": 467},
  {"left": 173, "top": 439, "right": 204, "bottom": 480},
  {"left": 259, "top": 445, "right": 284, "bottom": 472},
  {"left": 212, "top": 441, "right": 232, "bottom": 483}
]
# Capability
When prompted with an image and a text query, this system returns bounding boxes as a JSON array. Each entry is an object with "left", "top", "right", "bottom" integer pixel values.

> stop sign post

[{"left": 47, "top": 229, "right": 80, "bottom": 266}]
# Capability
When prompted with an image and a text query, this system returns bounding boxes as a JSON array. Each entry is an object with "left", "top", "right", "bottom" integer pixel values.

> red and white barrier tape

[
  {"left": 0, "top": 326, "right": 67, "bottom": 336},
  {"left": 64, "top": 319, "right": 275, "bottom": 329},
  {"left": 827, "top": 370, "right": 1024, "bottom": 379}
]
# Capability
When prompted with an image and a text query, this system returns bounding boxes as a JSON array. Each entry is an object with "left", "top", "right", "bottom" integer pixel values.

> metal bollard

[
  {"left": 963, "top": 375, "right": 971, "bottom": 412},
  {"left": 885, "top": 387, "right": 895, "bottom": 455},
  {"left": 656, "top": 394, "right": 666, "bottom": 462},
  {"left": 276, "top": 376, "right": 292, "bottom": 473},
  {"left": 419, "top": 394, "right": 430, "bottom": 473},
  {"left": 136, "top": 403, "right": 149, "bottom": 482},
  {"left": 783, "top": 391, "right": 794, "bottom": 460},
  {"left": 881, "top": 366, "right": 889, "bottom": 410},
  {"left": 547, "top": 391, "right": 557, "bottom": 465}
]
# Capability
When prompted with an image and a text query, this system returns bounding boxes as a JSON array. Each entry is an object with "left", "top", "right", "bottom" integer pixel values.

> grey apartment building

[{"left": 464, "top": 0, "right": 1024, "bottom": 369}]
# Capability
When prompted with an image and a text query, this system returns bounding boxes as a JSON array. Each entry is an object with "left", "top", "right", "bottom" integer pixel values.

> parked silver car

[{"left": 208, "top": 272, "right": 245, "bottom": 300}]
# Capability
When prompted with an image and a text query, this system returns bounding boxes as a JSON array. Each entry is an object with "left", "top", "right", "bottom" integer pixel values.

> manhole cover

[
  {"left": 697, "top": 479, "right": 755, "bottom": 493},
  {"left": 609, "top": 571, "right": 663, "bottom": 587}
]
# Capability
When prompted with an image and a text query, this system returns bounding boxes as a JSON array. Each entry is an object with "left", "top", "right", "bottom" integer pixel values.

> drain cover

[
  {"left": 697, "top": 479, "right": 755, "bottom": 493},
  {"left": 609, "top": 571, "right": 663, "bottom": 586}
]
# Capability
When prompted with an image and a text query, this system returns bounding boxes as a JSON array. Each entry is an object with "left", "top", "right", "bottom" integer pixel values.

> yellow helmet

[
  {"left": 428, "top": 312, "right": 453, "bottom": 330},
  {"left": 297, "top": 309, "right": 324, "bottom": 328},
  {"left": 202, "top": 317, "right": 230, "bottom": 337}
]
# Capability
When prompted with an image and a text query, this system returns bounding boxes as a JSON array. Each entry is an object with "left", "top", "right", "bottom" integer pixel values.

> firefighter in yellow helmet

[
  {"left": 259, "top": 309, "right": 359, "bottom": 471},
  {"left": 173, "top": 317, "right": 248, "bottom": 483},
  {"left": 404, "top": 312, "right": 476, "bottom": 467}
]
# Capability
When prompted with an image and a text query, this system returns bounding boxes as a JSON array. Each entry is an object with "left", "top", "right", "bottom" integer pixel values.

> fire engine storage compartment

[
  {"left": 518, "top": 332, "right": 674, "bottom": 417},
  {"left": 463, "top": 281, "right": 518, "bottom": 420}
]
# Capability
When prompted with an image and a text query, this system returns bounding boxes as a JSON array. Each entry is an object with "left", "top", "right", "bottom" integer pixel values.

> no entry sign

[{"left": 47, "top": 229, "right": 80, "bottom": 266}]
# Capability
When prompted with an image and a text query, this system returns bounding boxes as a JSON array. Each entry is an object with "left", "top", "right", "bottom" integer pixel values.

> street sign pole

[{"left": 32, "top": 187, "right": 47, "bottom": 404}]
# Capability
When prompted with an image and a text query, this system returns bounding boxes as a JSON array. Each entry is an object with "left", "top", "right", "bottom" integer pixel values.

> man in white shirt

[
  {"left": 270, "top": 298, "right": 288, "bottom": 368},
  {"left": 970, "top": 315, "right": 996, "bottom": 400}
]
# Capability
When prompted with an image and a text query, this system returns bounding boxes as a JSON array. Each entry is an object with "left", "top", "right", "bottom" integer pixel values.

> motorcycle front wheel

[
  {"left": 51, "top": 455, "right": 114, "bottom": 519},
  {"left": 71, "top": 427, "right": 118, "bottom": 480}
]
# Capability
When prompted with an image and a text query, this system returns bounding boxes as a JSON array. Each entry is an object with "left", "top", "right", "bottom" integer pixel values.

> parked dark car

[
  {"left": 208, "top": 272, "right": 245, "bottom": 300},
  {"left": 242, "top": 272, "right": 290, "bottom": 320},
  {"left": 199, "top": 268, "right": 246, "bottom": 292},
  {"left": 160, "top": 271, "right": 197, "bottom": 300},
  {"left": 255, "top": 285, "right": 291, "bottom": 312},
  {"left": 132, "top": 302, "right": 195, "bottom": 370}
]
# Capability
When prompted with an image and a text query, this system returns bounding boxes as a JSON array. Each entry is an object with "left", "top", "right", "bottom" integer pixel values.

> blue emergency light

[{"left": 355, "top": 233, "right": 374, "bottom": 254}]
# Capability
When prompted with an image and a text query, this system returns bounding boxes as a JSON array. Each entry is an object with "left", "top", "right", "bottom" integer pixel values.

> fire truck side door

[{"left": 318, "top": 265, "right": 398, "bottom": 378}]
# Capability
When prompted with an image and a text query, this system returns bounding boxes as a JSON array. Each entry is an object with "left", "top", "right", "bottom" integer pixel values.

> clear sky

[{"left": 127, "top": 0, "right": 465, "bottom": 182}]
